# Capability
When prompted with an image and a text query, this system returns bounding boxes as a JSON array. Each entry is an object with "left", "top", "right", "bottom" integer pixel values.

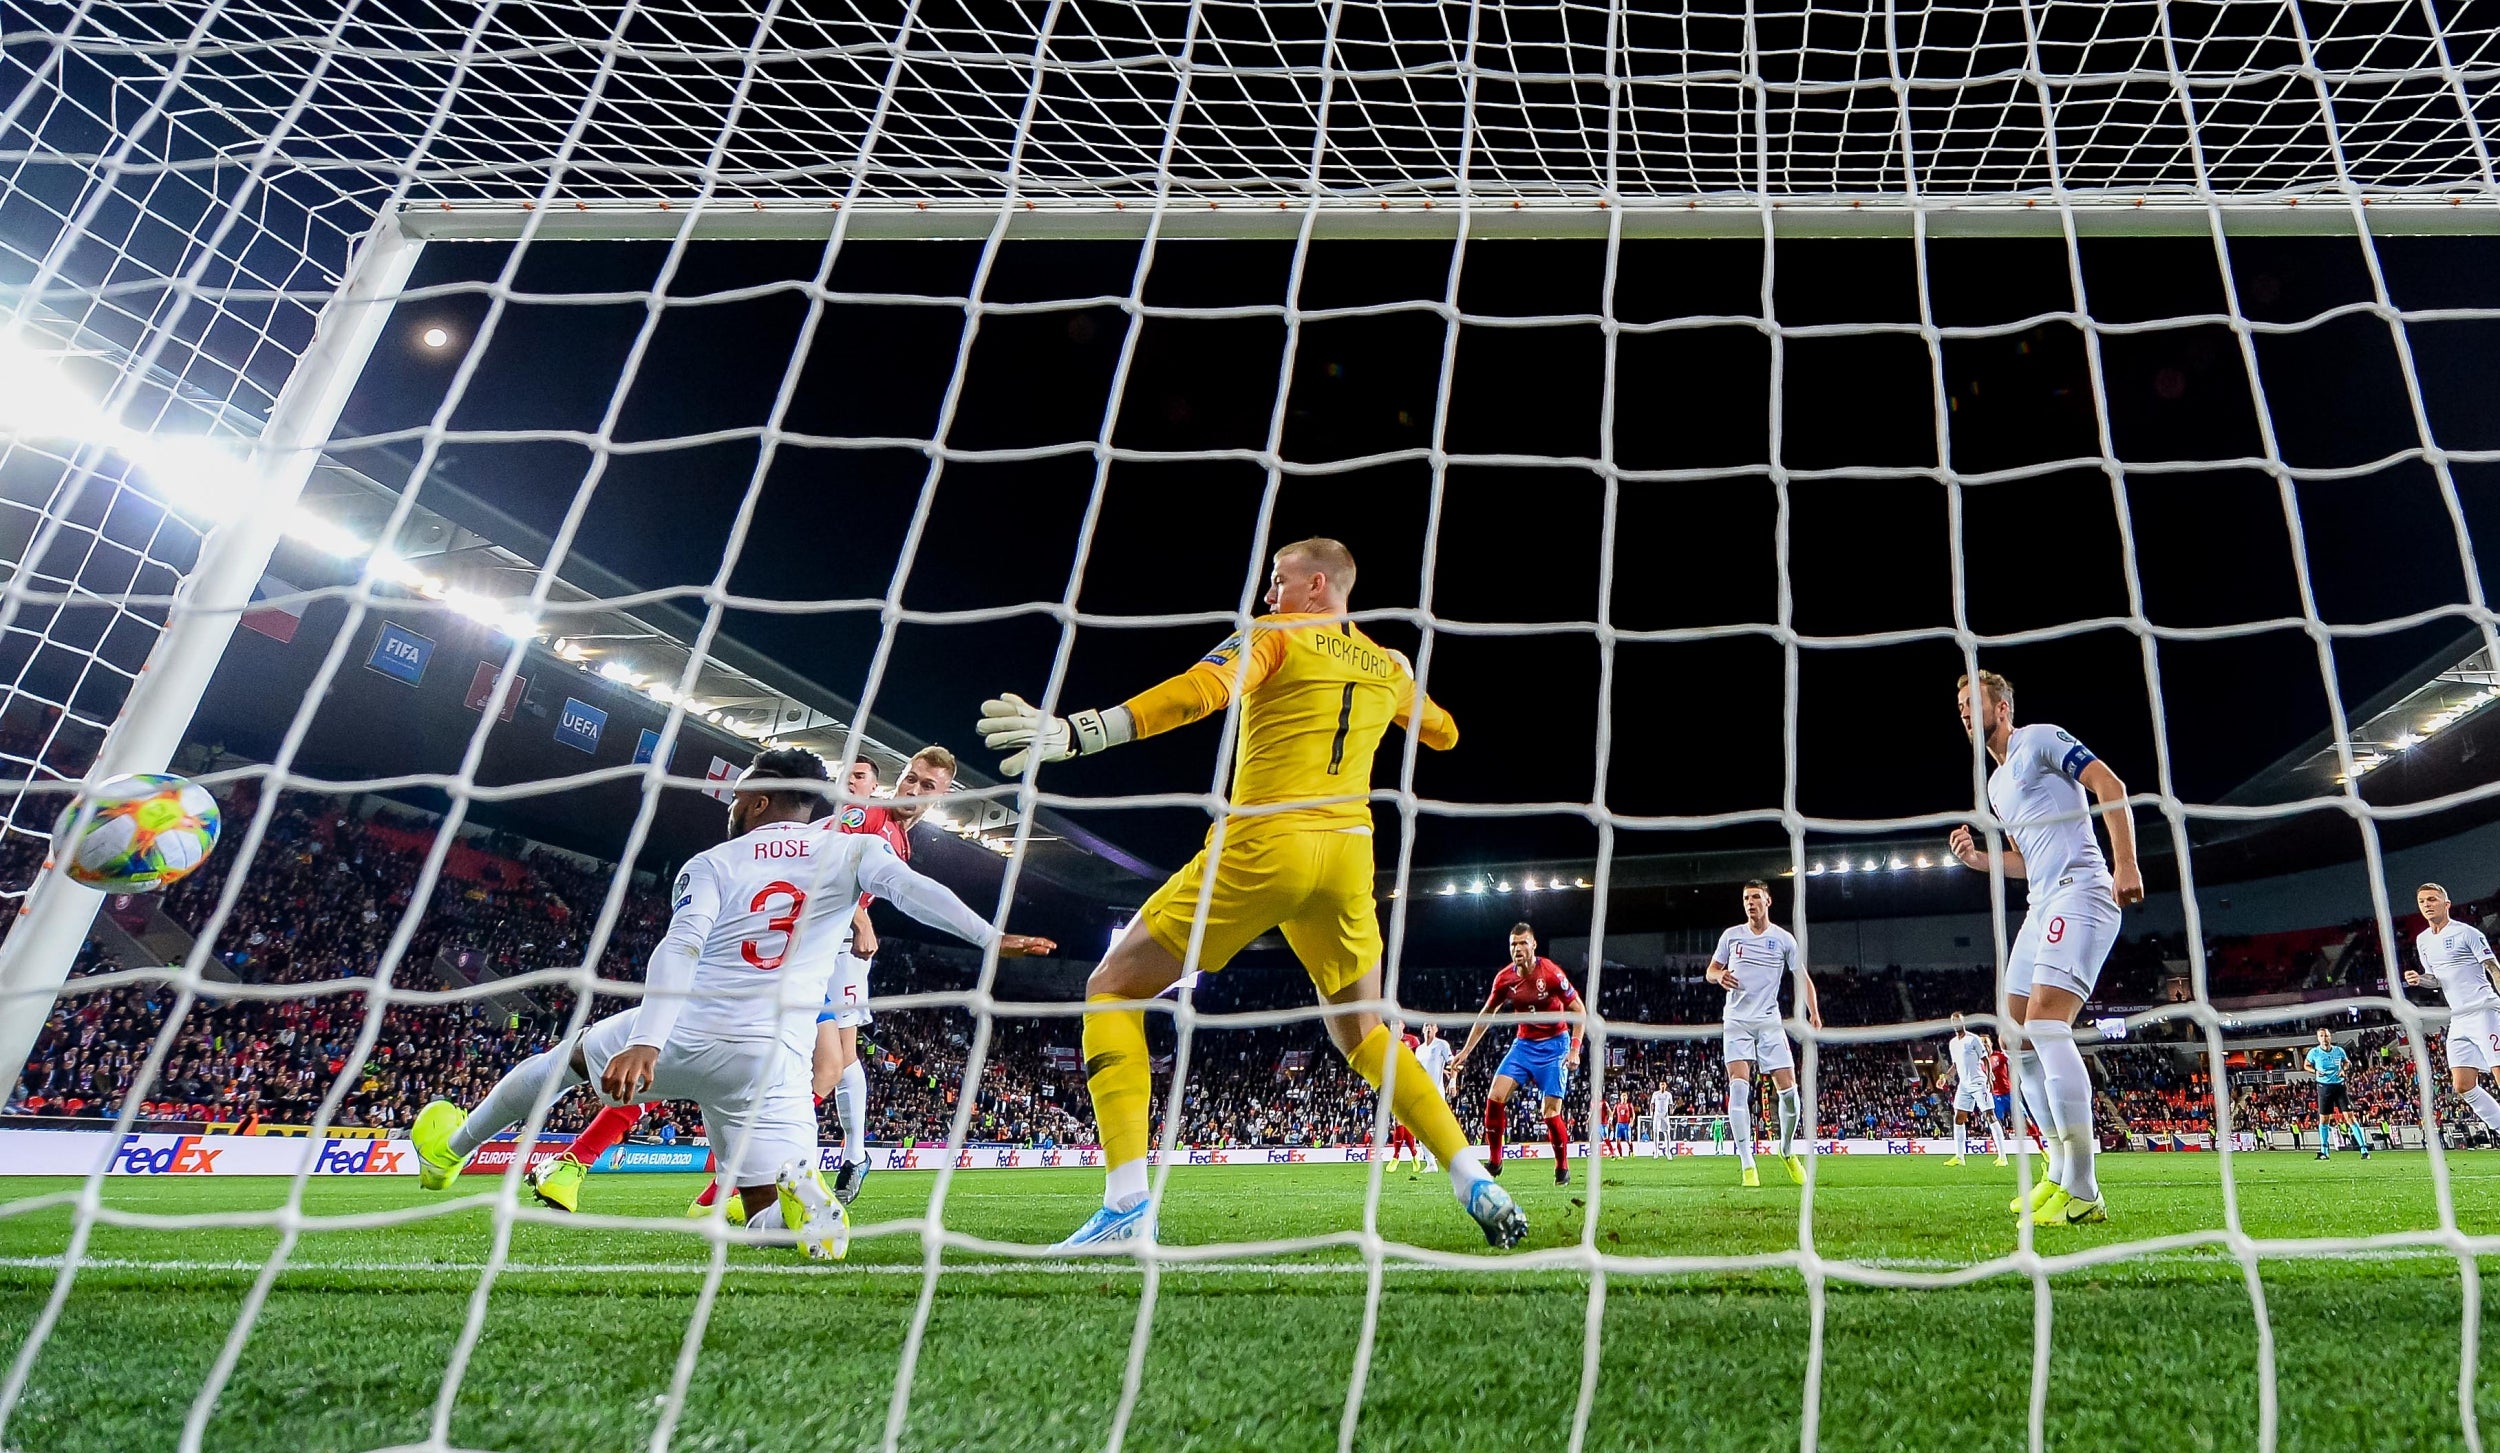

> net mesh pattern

[{"left": 3, "top": 4, "right": 2500, "bottom": 1452}]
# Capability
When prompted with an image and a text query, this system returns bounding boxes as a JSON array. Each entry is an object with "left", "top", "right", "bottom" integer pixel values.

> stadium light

[
  {"left": 1808, "top": 862, "right": 1824, "bottom": 875},
  {"left": 1888, "top": 857, "right": 1906, "bottom": 870},
  {"left": 1439, "top": 884, "right": 1456, "bottom": 896},
  {"left": 0, "top": 332, "right": 550, "bottom": 640},
  {"left": 1575, "top": 878, "right": 1591, "bottom": 889},
  {"left": 1496, "top": 880, "right": 1512, "bottom": 892},
  {"left": 597, "top": 661, "right": 641, "bottom": 685},
  {"left": 1833, "top": 860, "right": 1852, "bottom": 874},
  {"left": 1467, "top": 881, "right": 1486, "bottom": 895},
  {"left": 1862, "top": 858, "right": 1877, "bottom": 871},
  {"left": 1916, "top": 854, "right": 1932, "bottom": 868}
]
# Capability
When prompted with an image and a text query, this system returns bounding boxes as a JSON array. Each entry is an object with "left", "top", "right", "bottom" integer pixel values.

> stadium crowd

[{"left": 6, "top": 781, "right": 2500, "bottom": 1151}]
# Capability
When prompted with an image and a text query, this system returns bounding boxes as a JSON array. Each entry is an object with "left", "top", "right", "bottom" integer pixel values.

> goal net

[{"left": 1, "top": 0, "right": 2497, "bottom": 1448}]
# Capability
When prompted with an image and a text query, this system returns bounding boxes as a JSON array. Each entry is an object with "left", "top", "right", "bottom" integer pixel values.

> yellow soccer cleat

[
  {"left": 777, "top": 1161, "right": 849, "bottom": 1261},
  {"left": 1784, "top": 1156, "right": 1806, "bottom": 1185},
  {"left": 2028, "top": 1185, "right": 2074, "bottom": 1224},
  {"left": 1946, "top": 1154, "right": 1967, "bottom": 1167},
  {"left": 2011, "top": 1179, "right": 2063, "bottom": 1215},
  {"left": 525, "top": 1152, "right": 586, "bottom": 1213},
  {"left": 1741, "top": 1165, "right": 1761, "bottom": 1189},
  {"left": 685, "top": 1182, "right": 748, "bottom": 1226},
  {"left": 2036, "top": 1193, "right": 2106, "bottom": 1227},
  {"left": 1994, "top": 1154, "right": 2009, "bottom": 1167},
  {"left": 409, "top": 1100, "right": 468, "bottom": 1191}
]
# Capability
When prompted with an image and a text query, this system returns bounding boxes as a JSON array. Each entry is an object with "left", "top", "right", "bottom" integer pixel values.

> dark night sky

[{"left": 331, "top": 230, "right": 2500, "bottom": 880}]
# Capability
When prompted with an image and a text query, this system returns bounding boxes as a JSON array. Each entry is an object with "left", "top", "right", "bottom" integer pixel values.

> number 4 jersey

[{"left": 631, "top": 818, "right": 996, "bottom": 1057}]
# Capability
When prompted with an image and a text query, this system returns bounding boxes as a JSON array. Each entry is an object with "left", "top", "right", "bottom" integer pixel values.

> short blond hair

[
  {"left": 1958, "top": 670, "right": 2014, "bottom": 713},
  {"left": 910, "top": 744, "right": 958, "bottom": 777},
  {"left": 1276, "top": 537, "right": 1357, "bottom": 595}
]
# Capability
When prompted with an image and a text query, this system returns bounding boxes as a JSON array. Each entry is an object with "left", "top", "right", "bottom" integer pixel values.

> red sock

[
  {"left": 693, "top": 1179, "right": 719, "bottom": 1208},
  {"left": 1484, "top": 1099, "right": 1507, "bottom": 1168},
  {"left": 1545, "top": 1115, "right": 1571, "bottom": 1173},
  {"left": 567, "top": 1103, "right": 641, "bottom": 1165}
]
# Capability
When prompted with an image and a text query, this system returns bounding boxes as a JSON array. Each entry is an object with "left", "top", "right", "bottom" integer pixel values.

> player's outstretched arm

[
  {"left": 1450, "top": 984, "right": 1504, "bottom": 1068},
  {"left": 1796, "top": 967, "right": 1822, "bottom": 1031},
  {"left": 977, "top": 627, "right": 1291, "bottom": 774},
  {"left": 854, "top": 838, "right": 1056, "bottom": 958},
  {"left": 611, "top": 859, "right": 724, "bottom": 1101},
  {"left": 2076, "top": 759, "right": 2144, "bottom": 906}
]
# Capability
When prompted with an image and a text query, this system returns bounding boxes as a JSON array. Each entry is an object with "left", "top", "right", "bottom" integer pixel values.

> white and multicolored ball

[{"left": 52, "top": 773, "right": 221, "bottom": 893}]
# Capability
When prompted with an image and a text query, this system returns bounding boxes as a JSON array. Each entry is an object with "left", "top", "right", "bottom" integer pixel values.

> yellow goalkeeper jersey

[{"left": 1121, "top": 612, "right": 1458, "bottom": 840}]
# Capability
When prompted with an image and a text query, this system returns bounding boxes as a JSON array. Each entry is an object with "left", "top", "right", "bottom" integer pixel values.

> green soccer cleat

[
  {"left": 409, "top": 1100, "right": 469, "bottom": 1191},
  {"left": 1741, "top": 1165, "right": 1760, "bottom": 1189},
  {"left": 2035, "top": 1193, "right": 2107, "bottom": 1227},
  {"left": 526, "top": 1152, "right": 586, "bottom": 1212},
  {"left": 2011, "top": 1179, "right": 2062, "bottom": 1216},
  {"left": 1784, "top": 1156, "right": 1806, "bottom": 1185},
  {"left": 685, "top": 1182, "right": 747, "bottom": 1226},
  {"left": 2029, "top": 1185, "right": 2074, "bottom": 1223},
  {"left": 1945, "top": 1154, "right": 1967, "bottom": 1166},
  {"left": 777, "top": 1161, "right": 848, "bottom": 1261}
]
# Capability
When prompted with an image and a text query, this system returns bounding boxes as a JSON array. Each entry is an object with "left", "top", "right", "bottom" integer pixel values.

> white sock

[
  {"left": 1105, "top": 1157, "right": 1149, "bottom": 1213},
  {"left": 1776, "top": 1086, "right": 1800, "bottom": 1157},
  {"left": 1728, "top": 1081, "right": 1756, "bottom": 1169},
  {"left": 448, "top": 1048, "right": 582, "bottom": 1160},
  {"left": 2016, "top": 1046, "right": 2065, "bottom": 1187},
  {"left": 1954, "top": 1121, "right": 1967, "bottom": 1158},
  {"left": 2031, "top": 1020, "right": 2097, "bottom": 1203},
  {"left": 2465, "top": 1086, "right": 2500, "bottom": 1133},
  {"left": 836, "top": 1059, "right": 868, "bottom": 1163},
  {"left": 1445, "top": 1149, "right": 1487, "bottom": 1203},
  {"left": 1988, "top": 1117, "right": 2006, "bottom": 1152}
]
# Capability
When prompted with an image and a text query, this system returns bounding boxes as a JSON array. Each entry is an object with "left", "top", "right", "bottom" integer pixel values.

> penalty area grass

[{"left": 0, "top": 1152, "right": 2492, "bottom": 1451}]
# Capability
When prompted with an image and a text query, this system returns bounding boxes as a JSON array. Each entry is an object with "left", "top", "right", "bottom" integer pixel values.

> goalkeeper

[{"left": 978, "top": 537, "right": 1525, "bottom": 1251}]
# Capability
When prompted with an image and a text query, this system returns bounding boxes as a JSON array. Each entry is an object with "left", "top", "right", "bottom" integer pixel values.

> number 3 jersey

[{"left": 631, "top": 818, "right": 995, "bottom": 1057}]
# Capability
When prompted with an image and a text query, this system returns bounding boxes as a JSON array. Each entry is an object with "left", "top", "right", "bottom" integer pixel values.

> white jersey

[
  {"left": 2415, "top": 920, "right": 2500, "bottom": 1016},
  {"left": 640, "top": 819, "right": 993, "bottom": 1057},
  {"left": 1950, "top": 1031, "right": 1990, "bottom": 1088},
  {"left": 1988, "top": 722, "right": 2112, "bottom": 906},
  {"left": 1649, "top": 1089, "right": 1673, "bottom": 1124},
  {"left": 1414, "top": 1035, "right": 1454, "bottom": 1084},
  {"left": 1711, "top": 922, "right": 1799, "bottom": 1023}
]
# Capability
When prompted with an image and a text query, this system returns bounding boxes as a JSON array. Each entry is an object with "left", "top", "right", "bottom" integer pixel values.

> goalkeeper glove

[{"left": 977, "top": 694, "right": 1132, "bottom": 775}]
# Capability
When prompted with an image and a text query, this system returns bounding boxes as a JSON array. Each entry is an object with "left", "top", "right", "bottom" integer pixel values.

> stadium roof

[{"left": 299, "top": 447, "right": 1161, "bottom": 901}]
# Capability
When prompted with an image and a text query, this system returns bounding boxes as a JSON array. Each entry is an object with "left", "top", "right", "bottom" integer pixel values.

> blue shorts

[
  {"left": 1994, "top": 1093, "right": 2013, "bottom": 1123},
  {"left": 1495, "top": 1035, "right": 1570, "bottom": 1101}
]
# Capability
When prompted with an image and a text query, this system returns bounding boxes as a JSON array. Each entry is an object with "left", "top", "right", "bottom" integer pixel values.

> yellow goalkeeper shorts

[{"left": 1137, "top": 826, "right": 1381, "bottom": 996}]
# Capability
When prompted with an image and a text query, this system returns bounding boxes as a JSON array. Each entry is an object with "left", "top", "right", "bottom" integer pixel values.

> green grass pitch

[{"left": 0, "top": 1152, "right": 2493, "bottom": 1451}]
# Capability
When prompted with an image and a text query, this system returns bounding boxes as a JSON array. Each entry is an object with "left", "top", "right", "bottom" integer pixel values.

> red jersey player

[
  {"left": 1450, "top": 923, "right": 1584, "bottom": 1185},
  {"left": 816, "top": 747, "right": 956, "bottom": 1203}
]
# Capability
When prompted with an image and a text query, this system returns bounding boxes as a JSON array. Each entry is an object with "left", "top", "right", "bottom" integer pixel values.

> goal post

[
  {"left": 0, "top": 216, "right": 423, "bottom": 1091},
  {"left": 395, "top": 196, "right": 2500, "bottom": 243}
]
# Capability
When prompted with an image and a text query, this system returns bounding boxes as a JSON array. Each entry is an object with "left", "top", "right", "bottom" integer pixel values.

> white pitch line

[{"left": 0, "top": 1247, "right": 2481, "bottom": 1279}]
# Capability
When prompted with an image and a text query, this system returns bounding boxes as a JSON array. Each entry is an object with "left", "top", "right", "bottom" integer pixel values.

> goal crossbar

[{"left": 398, "top": 195, "right": 2500, "bottom": 243}]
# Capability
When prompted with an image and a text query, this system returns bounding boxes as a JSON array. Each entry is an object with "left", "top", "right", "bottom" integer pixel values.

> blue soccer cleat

[
  {"left": 1047, "top": 1200, "right": 1155, "bottom": 1254},
  {"left": 1465, "top": 1177, "right": 1528, "bottom": 1249}
]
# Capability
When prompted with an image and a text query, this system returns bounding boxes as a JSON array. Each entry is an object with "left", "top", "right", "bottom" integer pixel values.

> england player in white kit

[
  {"left": 2405, "top": 883, "right": 2500, "bottom": 1140},
  {"left": 1945, "top": 1013, "right": 2007, "bottom": 1166},
  {"left": 1411, "top": 1023, "right": 1456, "bottom": 1173},
  {"left": 408, "top": 749, "right": 1053, "bottom": 1256},
  {"left": 1707, "top": 880, "right": 1821, "bottom": 1187},
  {"left": 1947, "top": 671, "right": 2142, "bottom": 1227}
]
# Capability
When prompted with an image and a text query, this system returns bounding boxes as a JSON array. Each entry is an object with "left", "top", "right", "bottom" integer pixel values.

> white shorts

[
  {"left": 824, "top": 946, "right": 873, "bottom": 1029},
  {"left": 2447, "top": 1008, "right": 2500, "bottom": 1074},
  {"left": 579, "top": 1011, "right": 817, "bottom": 1188},
  {"left": 2005, "top": 888, "right": 2123, "bottom": 1001},
  {"left": 1724, "top": 1018, "right": 1793, "bottom": 1074},
  {"left": 1953, "top": 1081, "right": 1992, "bottom": 1114}
]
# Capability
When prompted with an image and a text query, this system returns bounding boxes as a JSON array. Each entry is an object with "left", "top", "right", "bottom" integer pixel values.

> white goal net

[{"left": 3, "top": 1, "right": 2499, "bottom": 1449}]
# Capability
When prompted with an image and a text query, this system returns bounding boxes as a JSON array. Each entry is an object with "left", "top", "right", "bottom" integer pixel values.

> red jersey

[
  {"left": 1986, "top": 1048, "right": 2011, "bottom": 1096},
  {"left": 1490, "top": 958, "right": 1580, "bottom": 1041},
  {"left": 830, "top": 803, "right": 911, "bottom": 908}
]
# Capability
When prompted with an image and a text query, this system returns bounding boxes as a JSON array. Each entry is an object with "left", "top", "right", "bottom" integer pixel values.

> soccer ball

[{"left": 52, "top": 773, "right": 221, "bottom": 892}]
